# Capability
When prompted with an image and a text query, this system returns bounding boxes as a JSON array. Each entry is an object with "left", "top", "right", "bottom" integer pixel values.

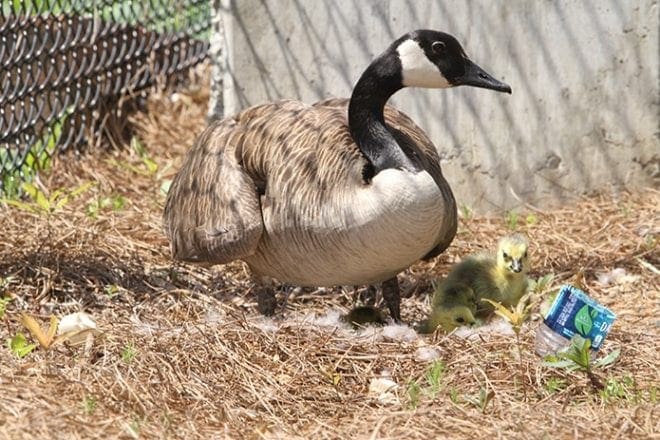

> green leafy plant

[
  {"left": 1, "top": 181, "right": 94, "bottom": 215},
  {"left": 543, "top": 336, "right": 620, "bottom": 390},
  {"left": 600, "top": 375, "right": 637, "bottom": 402},
  {"left": 481, "top": 287, "right": 542, "bottom": 350},
  {"left": 7, "top": 333, "right": 37, "bottom": 358}
]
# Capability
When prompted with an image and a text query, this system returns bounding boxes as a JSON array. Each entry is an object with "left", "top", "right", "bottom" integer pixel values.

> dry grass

[{"left": 0, "top": 70, "right": 658, "bottom": 439}]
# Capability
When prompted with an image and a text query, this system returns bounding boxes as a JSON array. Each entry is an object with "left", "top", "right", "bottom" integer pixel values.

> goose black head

[{"left": 394, "top": 30, "right": 512, "bottom": 94}]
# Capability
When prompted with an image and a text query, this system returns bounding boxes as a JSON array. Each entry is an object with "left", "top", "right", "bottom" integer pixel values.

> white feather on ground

[
  {"left": 368, "top": 371, "right": 400, "bottom": 405},
  {"left": 414, "top": 346, "right": 442, "bottom": 362},
  {"left": 453, "top": 318, "right": 516, "bottom": 340}
]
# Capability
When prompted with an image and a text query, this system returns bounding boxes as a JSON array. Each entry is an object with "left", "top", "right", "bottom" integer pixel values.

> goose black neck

[{"left": 348, "top": 54, "right": 416, "bottom": 174}]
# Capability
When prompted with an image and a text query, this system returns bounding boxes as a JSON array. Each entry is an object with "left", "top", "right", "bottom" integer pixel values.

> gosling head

[
  {"left": 497, "top": 234, "right": 530, "bottom": 275},
  {"left": 394, "top": 30, "right": 512, "bottom": 93},
  {"left": 424, "top": 304, "right": 477, "bottom": 333}
]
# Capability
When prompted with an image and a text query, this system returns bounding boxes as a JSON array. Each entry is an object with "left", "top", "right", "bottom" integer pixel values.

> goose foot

[{"left": 381, "top": 277, "right": 401, "bottom": 322}]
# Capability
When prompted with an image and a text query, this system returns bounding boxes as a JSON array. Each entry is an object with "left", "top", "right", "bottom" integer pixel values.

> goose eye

[
  {"left": 455, "top": 317, "right": 465, "bottom": 324},
  {"left": 432, "top": 41, "right": 446, "bottom": 54}
]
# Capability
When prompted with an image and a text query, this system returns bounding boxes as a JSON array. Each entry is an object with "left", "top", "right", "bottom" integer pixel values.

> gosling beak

[
  {"left": 511, "top": 260, "right": 523, "bottom": 273},
  {"left": 456, "top": 59, "right": 512, "bottom": 94}
]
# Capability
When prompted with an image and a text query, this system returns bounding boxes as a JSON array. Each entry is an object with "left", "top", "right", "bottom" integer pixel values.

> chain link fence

[{"left": 0, "top": 0, "right": 211, "bottom": 196}]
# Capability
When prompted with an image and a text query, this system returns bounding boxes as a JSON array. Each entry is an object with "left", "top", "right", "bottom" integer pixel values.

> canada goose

[
  {"left": 163, "top": 30, "right": 512, "bottom": 321},
  {"left": 417, "top": 283, "right": 478, "bottom": 333}
]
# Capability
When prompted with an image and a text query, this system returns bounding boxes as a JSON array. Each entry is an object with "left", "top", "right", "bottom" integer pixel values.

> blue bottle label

[{"left": 543, "top": 285, "right": 616, "bottom": 350}]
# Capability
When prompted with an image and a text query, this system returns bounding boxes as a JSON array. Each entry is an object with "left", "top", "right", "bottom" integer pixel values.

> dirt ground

[{"left": 0, "top": 73, "right": 658, "bottom": 439}]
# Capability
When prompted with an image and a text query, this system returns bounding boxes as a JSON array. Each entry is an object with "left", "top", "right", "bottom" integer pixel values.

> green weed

[
  {"left": 86, "top": 194, "right": 127, "bottom": 218},
  {"left": 544, "top": 376, "right": 567, "bottom": 394},
  {"left": 600, "top": 375, "right": 636, "bottom": 402},
  {"left": 132, "top": 137, "right": 159, "bottom": 175},
  {"left": 82, "top": 396, "right": 97, "bottom": 415},
  {"left": 121, "top": 342, "right": 138, "bottom": 363},
  {"left": 505, "top": 211, "right": 519, "bottom": 230},
  {"left": 104, "top": 284, "right": 120, "bottom": 298},
  {"left": 448, "top": 387, "right": 459, "bottom": 404},
  {"left": 1, "top": 181, "right": 94, "bottom": 215},
  {"left": 424, "top": 360, "right": 445, "bottom": 398},
  {"left": 543, "top": 336, "right": 620, "bottom": 390},
  {"left": 525, "top": 213, "right": 538, "bottom": 226},
  {"left": 460, "top": 204, "right": 472, "bottom": 220},
  {"left": 406, "top": 380, "right": 421, "bottom": 409},
  {"left": 7, "top": 333, "right": 37, "bottom": 358}
]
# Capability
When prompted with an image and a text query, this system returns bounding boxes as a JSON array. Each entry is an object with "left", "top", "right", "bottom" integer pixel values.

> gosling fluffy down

[
  {"left": 417, "top": 283, "right": 477, "bottom": 333},
  {"left": 419, "top": 234, "right": 530, "bottom": 333}
]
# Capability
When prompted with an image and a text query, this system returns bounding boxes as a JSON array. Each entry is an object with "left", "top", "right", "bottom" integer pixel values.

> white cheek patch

[{"left": 397, "top": 39, "right": 451, "bottom": 88}]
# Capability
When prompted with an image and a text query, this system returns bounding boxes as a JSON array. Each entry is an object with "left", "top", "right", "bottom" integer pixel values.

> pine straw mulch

[{"left": 0, "top": 76, "right": 658, "bottom": 440}]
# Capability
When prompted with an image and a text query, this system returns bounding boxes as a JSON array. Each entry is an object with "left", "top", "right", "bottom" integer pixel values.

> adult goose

[{"left": 164, "top": 30, "right": 511, "bottom": 321}]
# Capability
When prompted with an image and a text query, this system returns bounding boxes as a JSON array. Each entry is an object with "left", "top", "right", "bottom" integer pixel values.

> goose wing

[{"left": 163, "top": 118, "right": 263, "bottom": 264}]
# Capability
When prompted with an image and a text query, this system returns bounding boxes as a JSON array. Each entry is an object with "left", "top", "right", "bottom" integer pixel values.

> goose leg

[{"left": 381, "top": 277, "right": 401, "bottom": 322}]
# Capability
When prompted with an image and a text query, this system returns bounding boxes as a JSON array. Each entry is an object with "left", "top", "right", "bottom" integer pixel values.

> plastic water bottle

[{"left": 535, "top": 285, "right": 616, "bottom": 357}]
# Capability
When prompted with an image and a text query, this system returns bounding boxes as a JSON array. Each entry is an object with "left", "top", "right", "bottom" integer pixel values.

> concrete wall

[{"left": 210, "top": 0, "right": 659, "bottom": 212}]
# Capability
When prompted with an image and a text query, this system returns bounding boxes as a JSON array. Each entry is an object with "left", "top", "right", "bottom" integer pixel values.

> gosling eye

[
  {"left": 523, "top": 250, "right": 528, "bottom": 258},
  {"left": 502, "top": 252, "right": 509, "bottom": 259},
  {"left": 455, "top": 317, "right": 466, "bottom": 324},
  {"left": 432, "top": 41, "right": 446, "bottom": 54}
]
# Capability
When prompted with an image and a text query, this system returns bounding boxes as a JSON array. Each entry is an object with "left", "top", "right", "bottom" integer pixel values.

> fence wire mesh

[{"left": 0, "top": 0, "right": 210, "bottom": 196}]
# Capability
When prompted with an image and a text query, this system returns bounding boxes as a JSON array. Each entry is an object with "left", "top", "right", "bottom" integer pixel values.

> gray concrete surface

[{"left": 209, "top": 0, "right": 659, "bottom": 212}]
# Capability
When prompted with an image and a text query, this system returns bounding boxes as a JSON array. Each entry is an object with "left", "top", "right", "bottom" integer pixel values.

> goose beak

[{"left": 456, "top": 59, "right": 512, "bottom": 94}]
